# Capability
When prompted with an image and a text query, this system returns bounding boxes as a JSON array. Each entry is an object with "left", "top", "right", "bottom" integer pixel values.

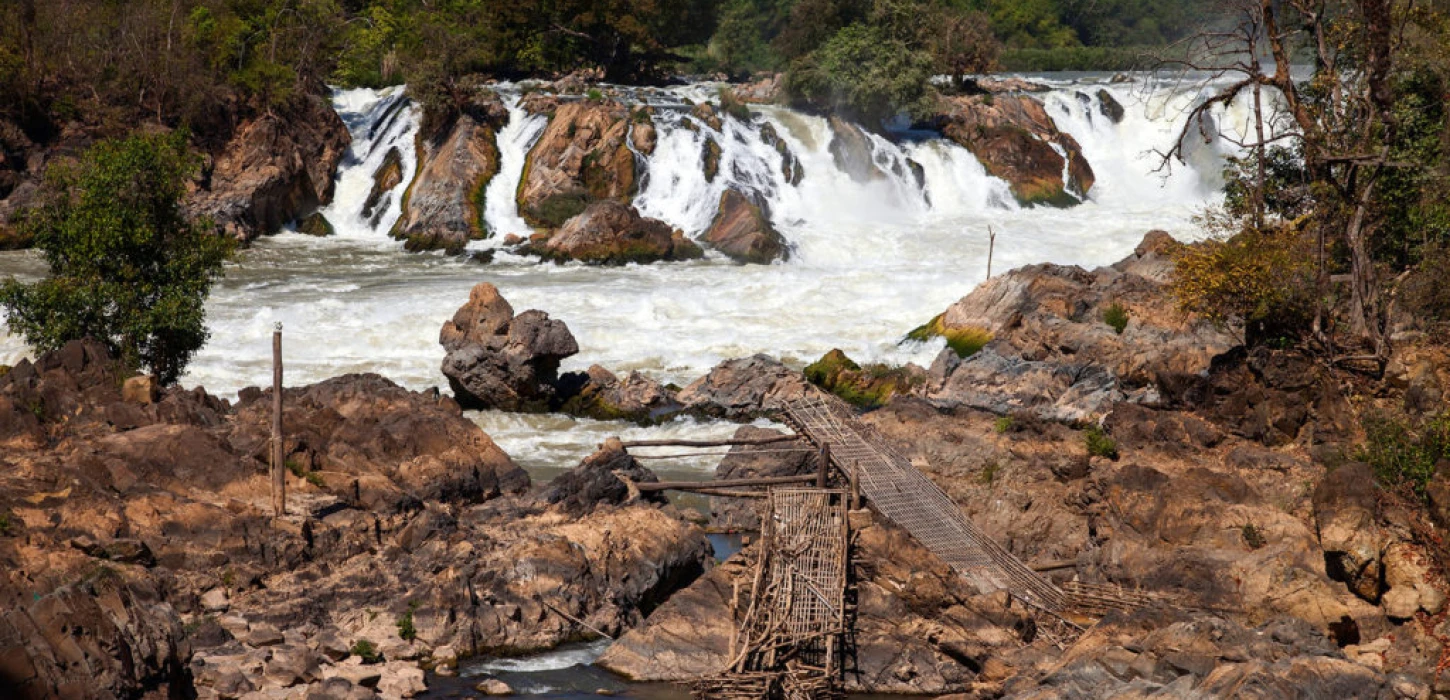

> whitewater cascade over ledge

[{"left": 0, "top": 75, "right": 1258, "bottom": 474}]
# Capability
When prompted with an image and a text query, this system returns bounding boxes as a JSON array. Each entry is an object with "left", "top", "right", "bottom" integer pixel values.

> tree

[
  {"left": 1159, "top": 0, "right": 1450, "bottom": 370},
  {"left": 0, "top": 131, "right": 232, "bottom": 384},
  {"left": 785, "top": 23, "right": 936, "bottom": 125}
]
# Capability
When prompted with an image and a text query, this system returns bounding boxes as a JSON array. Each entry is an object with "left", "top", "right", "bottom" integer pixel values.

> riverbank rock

[
  {"left": 539, "top": 438, "right": 667, "bottom": 515},
  {"left": 731, "top": 74, "right": 785, "bottom": 104},
  {"left": 391, "top": 94, "right": 507, "bottom": 253},
  {"left": 1, "top": 338, "right": 714, "bottom": 699},
  {"left": 920, "top": 232, "right": 1237, "bottom": 423},
  {"left": 676, "top": 354, "right": 824, "bottom": 420},
  {"left": 709, "top": 426, "right": 815, "bottom": 531},
  {"left": 518, "top": 100, "right": 638, "bottom": 228},
  {"left": 521, "top": 199, "right": 702, "bottom": 265},
  {"left": 191, "top": 94, "right": 351, "bottom": 241},
  {"left": 934, "top": 93, "right": 1093, "bottom": 207},
  {"left": 558, "top": 365, "right": 682, "bottom": 423},
  {"left": 701, "top": 189, "right": 788, "bottom": 264},
  {"left": 440, "top": 282, "right": 580, "bottom": 411}
]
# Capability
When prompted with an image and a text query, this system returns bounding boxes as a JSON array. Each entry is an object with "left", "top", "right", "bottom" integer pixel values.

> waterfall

[
  {"left": 482, "top": 99, "right": 549, "bottom": 242},
  {"left": 313, "top": 86, "right": 420, "bottom": 241}
]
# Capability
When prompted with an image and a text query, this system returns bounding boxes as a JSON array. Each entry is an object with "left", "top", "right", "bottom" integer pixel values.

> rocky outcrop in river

[
  {"left": 440, "top": 282, "right": 579, "bottom": 411},
  {"left": 190, "top": 94, "right": 351, "bottom": 241},
  {"left": 517, "top": 99, "right": 640, "bottom": 228},
  {"left": 518, "top": 199, "right": 703, "bottom": 265},
  {"left": 390, "top": 93, "right": 508, "bottom": 253},
  {"left": 934, "top": 92, "right": 1094, "bottom": 207},
  {"left": 701, "top": 189, "right": 788, "bottom": 264}
]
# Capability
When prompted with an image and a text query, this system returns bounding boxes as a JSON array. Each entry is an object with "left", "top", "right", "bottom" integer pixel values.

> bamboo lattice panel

[{"left": 783, "top": 396, "right": 1069, "bottom": 613}]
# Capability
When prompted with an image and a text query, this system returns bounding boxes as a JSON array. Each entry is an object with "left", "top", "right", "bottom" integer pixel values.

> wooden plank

[
  {"left": 636, "top": 475, "right": 818, "bottom": 492},
  {"left": 620, "top": 435, "right": 802, "bottom": 448}
]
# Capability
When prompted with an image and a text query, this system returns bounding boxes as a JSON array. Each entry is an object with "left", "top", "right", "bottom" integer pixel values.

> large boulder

[
  {"left": 190, "top": 94, "right": 351, "bottom": 241},
  {"left": 522, "top": 199, "right": 702, "bottom": 265},
  {"left": 709, "top": 426, "right": 815, "bottom": 531},
  {"left": 538, "top": 438, "right": 666, "bottom": 515},
  {"left": 676, "top": 354, "right": 824, "bottom": 420},
  {"left": 827, "top": 117, "right": 886, "bottom": 183},
  {"left": 1313, "top": 463, "right": 1386, "bottom": 602},
  {"left": 391, "top": 95, "right": 507, "bottom": 253},
  {"left": 439, "top": 282, "right": 581, "bottom": 411},
  {"left": 935, "top": 93, "right": 1094, "bottom": 207},
  {"left": 517, "top": 100, "right": 639, "bottom": 228},
  {"left": 557, "top": 365, "right": 682, "bottom": 423},
  {"left": 701, "top": 189, "right": 788, "bottom": 264},
  {"left": 230, "top": 372, "right": 530, "bottom": 507},
  {"left": 921, "top": 232, "right": 1238, "bottom": 424}
]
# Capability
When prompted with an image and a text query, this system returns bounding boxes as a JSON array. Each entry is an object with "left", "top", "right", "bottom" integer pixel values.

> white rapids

[{"left": 0, "top": 74, "right": 1250, "bottom": 476}]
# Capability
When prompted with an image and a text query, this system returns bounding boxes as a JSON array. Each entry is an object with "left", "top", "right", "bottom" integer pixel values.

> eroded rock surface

[
  {"left": 935, "top": 93, "right": 1093, "bottom": 206},
  {"left": 520, "top": 199, "right": 702, "bottom": 265},
  {"left": 518, "top": 100, "right": 639, "bottom": 228},
  {"left": 391, "top": 94, "right": 508, "bottom": 253},
  {"left": 191, "top": 94, "right": 351, "bottom": 241},
  {"left": 702, "top": 189, "right": 788, "bottom": 264}
]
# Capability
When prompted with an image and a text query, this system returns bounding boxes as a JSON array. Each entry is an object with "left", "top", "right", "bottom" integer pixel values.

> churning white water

[{"left": 0, "top": 74, "right": 1242, "bottom": 474}]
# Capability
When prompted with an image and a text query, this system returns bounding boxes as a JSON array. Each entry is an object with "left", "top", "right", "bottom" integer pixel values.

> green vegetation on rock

[
  {"left": 904, "top": 314, "right": 992, "bottom": 358},
  {"left": 1084, "top": 424, "right": 1118, "bottom": 460},
  {"left": 804, "top": 349, "right": 922, "bottom": 409},
  {"left": 1355, "top": 411, "right": 1450, "bottom": 497},
  {"left": 1102, "top": 302, "right": 1129, "bottom": 335}
]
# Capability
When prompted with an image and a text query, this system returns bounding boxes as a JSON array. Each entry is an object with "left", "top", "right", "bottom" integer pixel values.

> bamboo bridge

[{"left": 619, "top": 395, "right": 1164, "bottom": 699}]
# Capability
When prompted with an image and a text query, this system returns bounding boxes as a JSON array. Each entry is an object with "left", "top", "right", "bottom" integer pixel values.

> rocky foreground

[
  {"left": 0, "top": 342, "right": 712, "bottom": 699},
  {"left": 4, "top": 230, "right": 1450, "bottom": 699}
]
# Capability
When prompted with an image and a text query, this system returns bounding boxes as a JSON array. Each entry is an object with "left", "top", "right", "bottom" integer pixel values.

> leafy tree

[
  {"left": 785, "top": 23, "right": 935, "bottom": 125},
  {"left": 0, "top": 131, "right": 232, "bottom": 384}
]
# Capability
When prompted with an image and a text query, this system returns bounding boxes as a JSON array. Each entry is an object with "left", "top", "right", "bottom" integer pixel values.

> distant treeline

[{"left": 0, "top": 0, "right": 1219, "bottom": 150}]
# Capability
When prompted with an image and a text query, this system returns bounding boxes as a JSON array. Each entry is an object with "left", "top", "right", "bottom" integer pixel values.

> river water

[{"left": 0, "top": 72, "right": 1249, "bottom": 695}]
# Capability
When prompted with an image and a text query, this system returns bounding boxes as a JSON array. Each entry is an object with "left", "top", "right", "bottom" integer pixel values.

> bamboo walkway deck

[{"left": 782, "top": 396, "right": 1070, "bottom": 613}]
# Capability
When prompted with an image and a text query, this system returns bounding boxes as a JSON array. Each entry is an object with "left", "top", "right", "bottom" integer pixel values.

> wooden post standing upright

[
  {"left": 271, "top": 325, "right": 285, "bottom": 517},
  {"left": 818, "top": 443, "right": 830, "bottom": 488}
]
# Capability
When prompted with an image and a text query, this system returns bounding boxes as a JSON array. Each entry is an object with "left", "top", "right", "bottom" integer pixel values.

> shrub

[
  {"left": 1402, "top": 242, "right": 1450, "bottom": 329},
  {"left": 978, "top": 460, "right": 1001, "bottom": 484},
  {"left": 1084, "top": 425, "right": 1119, "bottom": 460},
  {"left": 1169, "top": 216, "right": 1316, "bottom": 346},
  {"left": 585, "top": 88, "right": 603, "bottom": 101},
  {"left": 994, "top": 416, "right": 1014, "bottom": 434},
  {"left": 351, "top": 639, "right": 382, "bottom": 664},
  {"left": 1240, "top": 523, "right": 1266, "bottom": 550},
  {"left": 0, "top": 512, "right": 12, "bottom": 536},
  {"left": 0, "top": 131, "right": 231, "bottom": 384},
  {"left": 904, "top": 314, "right": 992, "bottom": 358},
  {"left": 804, "top": 349, "right": 921, "bottom": 409},
  {"left": 1102, "top": 303, "right": 1130, "bottom": 335},
  {"left": 785, "top": 24, "right": 936, "bottom": 125},
  {"left": 1355, "top": 410, "right": 1450, "bottom": 496},
  {"left": 396, "top": 602, "right": 418, "bottom": 641}
]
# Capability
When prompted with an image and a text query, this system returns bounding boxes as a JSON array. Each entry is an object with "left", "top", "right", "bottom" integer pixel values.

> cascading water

[
  {"left": 0, "top": 73, "right": 1237, "bottom": 475},
  {"left": 313, "top": 86, "right": 421, "bottom": 242}
]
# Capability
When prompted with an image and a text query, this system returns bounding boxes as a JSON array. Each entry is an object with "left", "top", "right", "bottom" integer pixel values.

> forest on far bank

[{"left": 0, "top": 0, "right": 1211, "bottom": 153}]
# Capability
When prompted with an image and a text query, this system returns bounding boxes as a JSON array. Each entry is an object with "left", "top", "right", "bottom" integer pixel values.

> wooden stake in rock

[
  {"left": 271, "top": 323, "right": 285, "bottom": 517},
  {"left": 986, "top": 224, "right": 997, "bottom": 280}
]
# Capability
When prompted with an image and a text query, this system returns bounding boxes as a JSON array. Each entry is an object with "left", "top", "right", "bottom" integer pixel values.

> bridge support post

[{"left": 817, "top": 443, "right": 830, "bottom": 488}]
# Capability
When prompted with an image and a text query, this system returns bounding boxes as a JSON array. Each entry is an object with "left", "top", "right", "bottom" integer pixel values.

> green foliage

[
  {"left": 1402, "top": 243, "right": 1450, "bottom": 326},
  {"left": 978, "top": 459, "right": 1001, "bottom": 484},
  {"left": 1169, "top": 216, "right": 1317, "bottom": 346},
  {"left": 351, "top": 639, "right": 382, "bottom": 664},
  {"left": 586, "top": 88, "right": 604, "bottom": 102},
  {"left": 786, "top": 23, "right": 935, "bottom": 124},
  {"left": 804, "top": 349, "right": 920, "bottom": 409},
  {"left": 1084, "top": 425, "right": 1118, "bottom": 460},
  {"left": 396, "top": 601, "right": 419, "bottom": 641},
  {"left": 904, "top": 314, "right": 992, "bottom": 358},
  {"left": 1240, "top": 523, "right": 1265, "bottom": 550},
  {"left": 994, "top": 416, "right": 1014, "bottom": 434},
  {"left": 1102, "top": 303, "right": 1129, "bottom": 335},
  {"left": 0, "top": 132, "right": 231, "bottom": 385},
  {"left": 1355, "top": 410, "right": 1450, "bottom": 497},
  {"left": 0, "top": 512, "right": 13, "bottom": 536},
  {"left": 1222, "top": 146, "right": 1311, "bottom": 222},
  {"left": 286, "top": 459, "right": 326, "bottom": 487}
]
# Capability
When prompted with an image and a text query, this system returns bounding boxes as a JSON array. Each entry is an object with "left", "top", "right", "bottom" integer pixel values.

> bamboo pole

[
  {"left": 271, "top": 324, "right": 285, "bottom": 517},
  {"left": 986, "top": 225, "right": 997, "bottom": 280},
  {"left": 817, "top": 443, "right": 830, "bottom": 488},
  {"left": 619, "top": 435, "right": 802, "bottom": 448},
  {"left": 636, "top": 475, "right": 818, "bottom": 493}
]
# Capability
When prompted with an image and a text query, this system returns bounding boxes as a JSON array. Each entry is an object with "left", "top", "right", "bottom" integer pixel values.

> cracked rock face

[{"left": 439, "top": 282, "right": 580, "bottom": 411}]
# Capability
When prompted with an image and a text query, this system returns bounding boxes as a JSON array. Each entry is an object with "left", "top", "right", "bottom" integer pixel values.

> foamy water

[{"left": 0, "top": 75, "right": 1239, "bottom": 475}]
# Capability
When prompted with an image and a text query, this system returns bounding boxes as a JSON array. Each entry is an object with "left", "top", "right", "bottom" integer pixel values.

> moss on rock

[{"left": 905, "top": 314, "right": 993, "bottom": 358}]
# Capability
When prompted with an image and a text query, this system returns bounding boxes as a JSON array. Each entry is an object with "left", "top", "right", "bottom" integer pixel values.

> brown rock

[
  {"left": 676, "top": 355, "right": 825, "bottom": 420},
  {"left": 363, "top": 146, "right": 404, "bottom": 220},
  {"left": 391, "top": 95, "right": 506, "bottom": 253},
  {"left": 1313, "top": 463, "right": 1385, "bottom": 602},
  {"left": 701, "top": 189, "right": 788, "bottom": 264},
  {"left": 518, "top": 101, "right": 637, "bottom": 228},
  {"left": 190, "top": 94, "right": 351, "bottom": 241},
  {"left": 525, "top": 200, "right": 702, "bottom": 265},
  {"left": 121, "top": 375, "right": 159, "bottom": 405},
  {"left": 827, "top": 117, "right": 886, "bottom": 183},
  {"left": 439, "top": 283, "right": 581, "bottom": 411},
  {"left": 936, "top": 93, "right": 1094, "bottom": 206}
]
